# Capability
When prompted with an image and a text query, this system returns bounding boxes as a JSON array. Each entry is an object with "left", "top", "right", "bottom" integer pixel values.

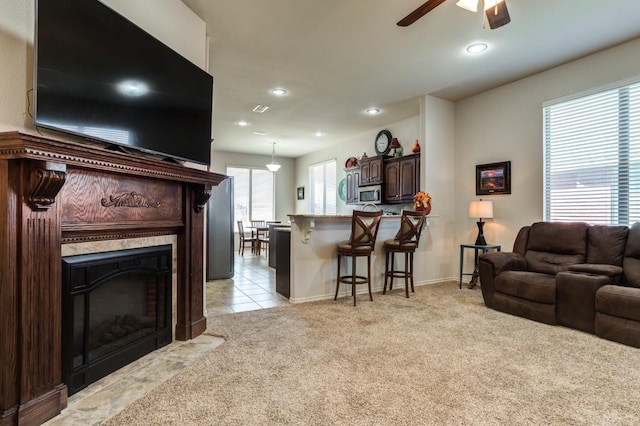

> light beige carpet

[{"left": 104, "top": 282, "right": 640, "bottom": 425}]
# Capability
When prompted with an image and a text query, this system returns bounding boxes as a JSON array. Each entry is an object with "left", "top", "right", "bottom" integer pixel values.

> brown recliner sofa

[{"left": 478, "top": 221, "right": 640, "bottom": 348}]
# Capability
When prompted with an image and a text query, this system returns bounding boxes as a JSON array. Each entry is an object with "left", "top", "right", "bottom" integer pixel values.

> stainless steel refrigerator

[{"left": 206, "top": 176, "right": 234, "bottom": 280}]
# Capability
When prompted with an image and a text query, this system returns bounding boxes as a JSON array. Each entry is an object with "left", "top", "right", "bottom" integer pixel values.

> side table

[{"left": 459, "top": 244, "right": 501, "bottom": 289}]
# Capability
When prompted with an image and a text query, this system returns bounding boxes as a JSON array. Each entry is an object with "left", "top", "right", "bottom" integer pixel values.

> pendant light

[{"left": 266, "top": 142, "right": 281, "bottom": 172}]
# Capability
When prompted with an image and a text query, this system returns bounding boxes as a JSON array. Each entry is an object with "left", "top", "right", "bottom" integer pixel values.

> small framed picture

[
  {"left": 297, "top": 186, "right": 305, "bottom": 200},
  {"left": 476, "top": 161, "right": 511, "bottom": 195}
]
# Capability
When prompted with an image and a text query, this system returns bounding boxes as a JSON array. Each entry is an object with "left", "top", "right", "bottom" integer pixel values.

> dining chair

[
  {"left": 335, "top": 209, "right": 383, "bottom": 306},
  {"left": 256, "top": 221, "right": 282, "bottom": 257},
  {"left": 237, "top": 221, "right": 256, "bottom": 256},
  {"left": 250, "top": 220, "right": 267, "bottom": 255}
]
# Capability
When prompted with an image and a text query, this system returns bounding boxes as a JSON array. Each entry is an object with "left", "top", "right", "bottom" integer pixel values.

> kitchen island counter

[{"left": 286, "top": 213, "right": 430, "bottom": 303}]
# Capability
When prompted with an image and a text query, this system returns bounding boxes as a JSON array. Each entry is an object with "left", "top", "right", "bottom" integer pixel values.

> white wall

[
  {"left": 0, "top": 1, "right": 33, "bottom": 132},
  {"left": 100, "top": 0, "right": 207, "bottom": 69},
  {"left": 295, "top": 115, "right": 420, "bottom": 215},
  {"left": 421, "top": 95, "right": 456, "bottom": 281},
  {"left": 455, "top": 37, "right": 640, "bottom": 257}
]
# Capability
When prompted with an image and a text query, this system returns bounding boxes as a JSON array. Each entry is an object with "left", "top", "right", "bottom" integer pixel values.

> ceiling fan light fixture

[{"left": 456, "top": 0, "right": 478, "bottom": 12}]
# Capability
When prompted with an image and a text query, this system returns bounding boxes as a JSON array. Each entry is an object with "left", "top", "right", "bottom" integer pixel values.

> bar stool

[
  {"left": 335, "top": 210, "right": 383, "bottom": 306},
  {"left": 382, "top": 210, "right": 426, "bottom": 298}
]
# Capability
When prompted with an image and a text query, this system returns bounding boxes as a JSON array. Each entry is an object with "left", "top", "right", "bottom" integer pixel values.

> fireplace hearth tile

[{"left": 43, "top": 335, "right": 224, "bottom": 425}]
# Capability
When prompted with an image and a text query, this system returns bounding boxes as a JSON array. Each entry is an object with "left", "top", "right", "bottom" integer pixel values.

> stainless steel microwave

[{"left": 358, "top": 185, "right": 382, "bottom": 204}]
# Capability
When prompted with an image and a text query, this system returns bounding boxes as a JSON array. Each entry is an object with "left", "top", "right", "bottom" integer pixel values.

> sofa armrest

[
  {"left": 478, "top": 252, "right": 526, "bottom": 308},
  {"left": 479, "top": 252, "right": 526, "bottom": 275},
  {"left": 568, "top": 264, "right": 624, "bottom": 284}
]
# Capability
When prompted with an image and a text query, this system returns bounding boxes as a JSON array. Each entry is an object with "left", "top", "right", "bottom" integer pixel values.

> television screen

[{"left": 35, "top": 0, "right": 213, "bottom": 165}]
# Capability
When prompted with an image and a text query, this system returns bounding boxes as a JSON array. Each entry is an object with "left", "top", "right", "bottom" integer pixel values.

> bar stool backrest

[
  {"left": 395, "top": 210, "right": 426, "bottom": 246},
  {"left": 349, "top": 210, "right": 383, "bottom": 248}
]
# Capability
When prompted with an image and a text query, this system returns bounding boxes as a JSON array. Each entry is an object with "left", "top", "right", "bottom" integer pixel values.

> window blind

[{"left": 543, "top": 78, "right": 640, "bottom": 225}]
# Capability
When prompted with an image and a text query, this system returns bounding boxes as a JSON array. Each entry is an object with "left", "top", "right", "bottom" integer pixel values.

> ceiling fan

[{"left": 397, "top": 0, "right": 511, "bottom": 30}]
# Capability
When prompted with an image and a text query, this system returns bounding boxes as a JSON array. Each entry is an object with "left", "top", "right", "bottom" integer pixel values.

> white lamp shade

[
  {"left": 266, "top": 162, "right": 281, "bottom": 172},
  {"left": 469, "top": 200, "right": 493, "bottom": 219}
]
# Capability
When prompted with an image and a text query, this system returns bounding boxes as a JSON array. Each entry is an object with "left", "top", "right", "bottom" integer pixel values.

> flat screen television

[{"left": 34, "top": 0, "right": 213, "bottom": 165}]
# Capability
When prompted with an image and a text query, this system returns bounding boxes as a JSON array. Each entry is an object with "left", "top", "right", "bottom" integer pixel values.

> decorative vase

[
  {"left": 411, "top": 139, "right": 421, "bottom": 154},
  {"left": 415, "top": 204, "right": 431, "bottom": 215}
]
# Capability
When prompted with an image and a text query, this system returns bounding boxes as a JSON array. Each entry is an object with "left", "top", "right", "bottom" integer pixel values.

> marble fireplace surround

[{"left": 0, "top": 132, "right": 225, "bottom": 426}]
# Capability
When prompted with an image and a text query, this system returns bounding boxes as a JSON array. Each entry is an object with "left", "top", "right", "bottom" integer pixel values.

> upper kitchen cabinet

[
  {"left": 384, "top": 154, "right": 420, "bottom": 204},
  {"left": 359, "top": 156, "right": 384, "bottom": 186}
]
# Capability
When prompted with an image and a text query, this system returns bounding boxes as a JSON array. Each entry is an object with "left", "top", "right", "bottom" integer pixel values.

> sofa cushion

[
  {"left": 524, "top": 222, "right": 588, "bottom": 274},
  {"left": 495, "top": 270, "right": 556, "bottom": 304},
  {"left": 586, "top": 225, "right": 628, "bottom": 265},
  {"left": 525, "top": 251, "right": 584, "bottom": 275},
  {"left": 623, "top": 222, "right": 640, "bottom": 288},
  {"left": 595, "top": 312, "right": 640, "bottom": 348},
  {"left": 526, "top": 222, "right": 588, "bottom": 254},
  {"left": 595, "top": 285, "right": 640, "bottom": 322},
  {"left": 493, "top": 293, "right": 556, "bottom": 325}
]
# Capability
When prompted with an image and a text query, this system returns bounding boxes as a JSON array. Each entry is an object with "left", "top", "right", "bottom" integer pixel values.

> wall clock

[{"left": 374, "top": 129, "right": 392, "bottom": 156}]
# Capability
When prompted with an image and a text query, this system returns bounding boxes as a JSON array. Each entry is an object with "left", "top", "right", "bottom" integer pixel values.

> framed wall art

[
  {"left": 297, "top": 186, "right": 305, "bottom": 200},
  {"left": 476, "top": 161, "right": 511, "bottom": 195}
]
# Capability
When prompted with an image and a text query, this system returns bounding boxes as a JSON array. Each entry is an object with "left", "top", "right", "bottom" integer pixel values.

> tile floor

[
  {"left": 206, "top": 251, "right": 290, "bottom": 315},
  {"left": 45, "top": 250, "right": 289, "bottom": 425}
]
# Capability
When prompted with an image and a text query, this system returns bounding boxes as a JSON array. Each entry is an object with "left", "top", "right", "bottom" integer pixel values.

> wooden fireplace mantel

[{"left": 0, "top": 131, "right": 225, "bottom": 425}]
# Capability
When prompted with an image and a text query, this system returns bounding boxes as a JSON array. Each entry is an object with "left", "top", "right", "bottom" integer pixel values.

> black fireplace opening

[{"left": 62, "top": 244, "right": 172, "bottom": 396}]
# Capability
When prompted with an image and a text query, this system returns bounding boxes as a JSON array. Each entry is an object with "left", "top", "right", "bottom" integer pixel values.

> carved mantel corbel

[
  {"left": 28, "top": 162, "right": 67, "bottom": 210},
  {"left": 193, "top": 184, "right": 211, "bottom": 213}
]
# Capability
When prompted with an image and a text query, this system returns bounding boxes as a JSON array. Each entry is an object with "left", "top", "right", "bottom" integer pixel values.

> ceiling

[{"left": 180, "top": 0, "right": 640, "bottom": 158}]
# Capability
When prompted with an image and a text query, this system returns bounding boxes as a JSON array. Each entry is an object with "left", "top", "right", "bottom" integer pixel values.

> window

[
  {"left": 309, "top": 160, "right": 337, "bottom": 215},
  {"left": 226, "top": 166, "right": 274, "bottom": 230},
  {"left": 543, "top": 77, "right": 640, "bottom": 225}
]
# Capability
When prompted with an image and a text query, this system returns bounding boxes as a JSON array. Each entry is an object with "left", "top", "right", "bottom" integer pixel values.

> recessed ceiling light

[
  {"left": 236, "top": 120, "right": 249, "bottom": 127},
  {"left": 253, "top": 131, "right": 267, "bottom": 136},
  {"left": 314, "top": 131, "right": 324, "bottom": 137},
  {"left": 466, "top": 42, "right": 488, "bottom": 54},
  {"left": 271, "top": 88, "right": 288, "bottom": 96},
  {"left": 365, "top": 107, "right": 381, "bottom": 115}
]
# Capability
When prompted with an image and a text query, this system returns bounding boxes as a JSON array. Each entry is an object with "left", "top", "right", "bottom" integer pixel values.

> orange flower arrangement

[{"left": 413, "top": 191, "right": 432, "bottom": 209}]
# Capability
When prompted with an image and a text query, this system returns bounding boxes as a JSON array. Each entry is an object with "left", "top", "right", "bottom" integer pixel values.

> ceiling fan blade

[
  {"left": 397, "top": 0, "right": 448, "bottom": 27},
  {"left": 485, "top": 0, "right": 511, "bottom": 29}
]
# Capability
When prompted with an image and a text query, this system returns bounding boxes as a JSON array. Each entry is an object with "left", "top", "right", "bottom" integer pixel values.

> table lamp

[{"left": 469, "top": 199, "right": 493, "bottom": 245}]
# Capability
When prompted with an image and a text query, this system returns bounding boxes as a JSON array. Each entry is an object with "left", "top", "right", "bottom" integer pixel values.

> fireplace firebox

[{"left": 61, "top": 245, "right": 172, "bottom": 395}]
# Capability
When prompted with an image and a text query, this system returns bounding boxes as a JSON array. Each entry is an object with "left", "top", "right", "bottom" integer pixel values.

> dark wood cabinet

[
  {"left": 359, "top": 156, "right": 384, "bottom": 185},
  {"left": 384, "top": 154, "right": 420, "bottom": 204},
  {"left": 275, "top": 228, "right": 291, "bottom": 298},
  {"left": 345, "top": 167, "right": 360, "bottom": 204}
]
